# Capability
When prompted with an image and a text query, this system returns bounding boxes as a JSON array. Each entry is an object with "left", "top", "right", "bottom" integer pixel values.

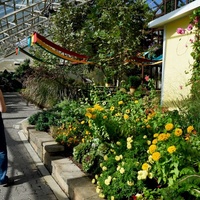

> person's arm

[{"left": 0, "top": 90, "right": 6, "bottom": 113}]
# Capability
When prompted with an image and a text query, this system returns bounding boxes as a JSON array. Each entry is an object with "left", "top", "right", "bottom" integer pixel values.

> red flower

[
  {"left": 132, "top": 195, "right": 137, "bottom": 200},
  {"left": 144, "top": 75, "right": 149, "bottom": 82}
]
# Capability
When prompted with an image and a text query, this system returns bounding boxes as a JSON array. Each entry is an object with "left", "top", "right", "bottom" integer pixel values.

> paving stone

[{"left": 0, "top": 93, "right": 58, "bottom": 200}]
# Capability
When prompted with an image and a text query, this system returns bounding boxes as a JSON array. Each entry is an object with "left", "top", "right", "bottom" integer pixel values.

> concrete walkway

[{"left": 0, "top": 92, "right": 68, "bottom": 200}]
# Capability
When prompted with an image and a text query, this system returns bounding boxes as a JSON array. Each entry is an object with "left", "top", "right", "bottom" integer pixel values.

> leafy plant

[
  {"left": 28, "top": 109, "right": 61, "bottom": 131},
  {"left": 128, "top": 75, "right": 141, "bottom": 88}
]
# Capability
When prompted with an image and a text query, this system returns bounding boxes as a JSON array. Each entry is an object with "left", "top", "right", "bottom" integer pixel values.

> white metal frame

[{"left": 0, "top": 0, "right": 60, "bottom": 57}]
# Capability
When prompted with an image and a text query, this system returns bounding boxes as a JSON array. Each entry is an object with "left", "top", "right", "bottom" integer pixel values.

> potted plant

[
  {"left": 104, "top": 76, "right": 112, "bottom": 87},
  {"left": 128, "top": 75, "right": 141, "bottom": 93}
]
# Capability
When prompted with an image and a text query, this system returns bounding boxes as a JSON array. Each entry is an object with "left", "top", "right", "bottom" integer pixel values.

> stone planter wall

[{"left": 21, "top": 119, "right": 101, "bottom": 200}]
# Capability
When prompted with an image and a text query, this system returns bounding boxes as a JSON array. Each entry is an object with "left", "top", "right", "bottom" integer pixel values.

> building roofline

[{"left": 148, "top": 0, "right": 200, "bottom": 28}]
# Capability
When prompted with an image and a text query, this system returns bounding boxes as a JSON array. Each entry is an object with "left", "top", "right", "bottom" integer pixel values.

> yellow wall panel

[{"left": 162, "top": 16, "right": 194, "bottom": 106}]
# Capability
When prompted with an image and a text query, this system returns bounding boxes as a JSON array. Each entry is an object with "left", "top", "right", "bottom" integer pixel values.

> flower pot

[
  {"left": 129, "top": 87, "right": 135, "bottom": 94},
  {"left": 105, "top": 83, "right": 111, "bottom": 87}
]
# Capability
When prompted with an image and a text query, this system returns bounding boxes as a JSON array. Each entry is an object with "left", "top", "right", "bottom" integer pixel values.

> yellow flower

[
  {"left": 85, "top": 130, "right": 90, "bottom": 135},
  {"left": 96, "top": 186, "right": 101, "bottom": 194},
  {"left": 149, "top": 145, "right": 157, "bottom": 154},
  {"left": 81, "top": 121, "right": 85, "bottom": 124},
  {"left": 127, "top": 143, "right": 132, "bottom": 149},
  {"left": 147, "top": 140, "right": 151, "bottom": 145},
  {"left": 105, "top": 176, "right": 112, "bottom": 185},
  {"left": 135, "top": 100, "right": 138, "bottom": 104},
  {"left": 103, "top": 115, "right": 107, "bottom": 119},
  {"left": 174, "top": 128, "right": 183, "bottom": 136},
  {"left": 86, "top": 107, "right": 94, "bottom": 113},
  {"left": 125, "top": 109, "right": 130, "bottom": 113},
  {"left": 118, "top": 101, "right": 124, "bottom": 105},
  {"left": 120, "top": 167, "right": 125, "bottom": 174},
  {"left": 111, "top": 196, "right": 115, "bottom": 200},
  {"left": 148, "top": 173, "right": 153, "bottom": 179},
  {"left": 158, "top": 133, "right": 170, "bottom": 141},
  {"left": 152, "top": 139, "right": 157, "bottom": 144},
  {"left": 116, "top": 141, "right": 121, "bottom": 146},
  {"left": 115, "top": 112, "right": 121, "bottom": 117},
  {"left": 99, "top": 193, "right": 105, "bottom": 198},
  {"left": 127, "top": 181, "right": 134, "bottom": 186},
  {"left": 92, "top": 179, "right": 96, "bottom": 184},
  {"left": 115, "top": 155, "right": 121, "bottom": 161},
  {"left": 167, "top": 145, "right": 176, "bottom": 154},
  {"left": 94, "top": 104, "right": 104, "bottom": 111},
  {"left": 165, "top": 123, "right": 174, "bottom": 131},
  {"left": 135, "top": 193, "right": 143, "bottom": 199},
  {"left": 110, "top": 106, "right": 115, "bottom": 111},
  {"left": 95, "top": 174, "right": 98, "bottom": 179},
  {"left": 148, "top": 155, "right": 154, "bottom": 164},
  {"left": 153, "top": 133, "right": 159, "bottom": 138},
  {"left": 187, "top": 125, "right": 194, "bottom": 133},
  {"left": 185, "top": 136, "right": 190, "bottom": 141},
  {"left": 143, "top": 135, "right": 147, "bottom": 139},
  {"left": 104, "top": 155, "right": 108, "bottom": 161},
  {"left": 88, "top": 120, "right": 92, "bottom": 127},
  {"left": 152, "top": 152, "right": 161, "bottom": 161},
  {"left": 166, "top": 133, "right": 171, "bottom": 138},
  {"left": 137, "top": 170, "right": 148, "bottom": 180},
  {"left": 127, "top": 136, "right": 133, "bottom": 143},
  {"left": 102, "top": 166, "right": 107, "bottom": 171},
  {"left": 85, "top": 112, "right": 93, "bottom": 119},
  {"left": 146, "top": 124, "right": 151, "bottom": 129},
  {"left": 142, "top": 163, "right": 151, "bottom": 171},
  {"left": 124, "top": 114, "right": 129, "bottom": 120}
]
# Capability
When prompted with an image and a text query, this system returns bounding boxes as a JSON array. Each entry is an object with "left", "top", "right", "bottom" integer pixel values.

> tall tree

[{"left": 50, "top": 0, "right": 152, "bottom": 83}]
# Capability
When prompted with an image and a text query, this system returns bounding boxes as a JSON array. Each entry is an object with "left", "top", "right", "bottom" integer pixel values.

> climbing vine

[
  {"left": 176, "top": 8, "right": 200, "bottom": 132},
  {"left": 189, "top": 8, "right": 200, "bottom": 96}
]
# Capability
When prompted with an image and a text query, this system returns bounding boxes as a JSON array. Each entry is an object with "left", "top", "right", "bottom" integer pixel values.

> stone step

[{"left": 20, "top": 119, "right": 102, "bottom": 200}]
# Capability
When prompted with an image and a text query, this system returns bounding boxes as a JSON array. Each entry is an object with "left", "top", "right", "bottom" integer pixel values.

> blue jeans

[
  {"left": 0, "top": 150, "right": 7, "bottom": 184},
  {"left": 0, "top": 112, "right": 7, "bottom": 184}
]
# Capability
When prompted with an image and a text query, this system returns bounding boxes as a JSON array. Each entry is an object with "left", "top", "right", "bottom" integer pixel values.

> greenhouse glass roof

[
  {"left": 0, "top": 0, "right": 60, "bottom": 58},
  {"left": 0, "top": 0, "right": 196, "bottom": 58}
]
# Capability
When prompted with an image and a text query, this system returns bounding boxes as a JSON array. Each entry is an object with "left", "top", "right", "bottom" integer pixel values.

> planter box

[{"left": 21, "top": 120, "right": 102, "bottom": 200}]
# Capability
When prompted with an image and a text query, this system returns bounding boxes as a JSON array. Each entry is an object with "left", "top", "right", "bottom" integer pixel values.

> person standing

[{"left": 0, "top": 89, "right": 14, "bottom": 186}]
